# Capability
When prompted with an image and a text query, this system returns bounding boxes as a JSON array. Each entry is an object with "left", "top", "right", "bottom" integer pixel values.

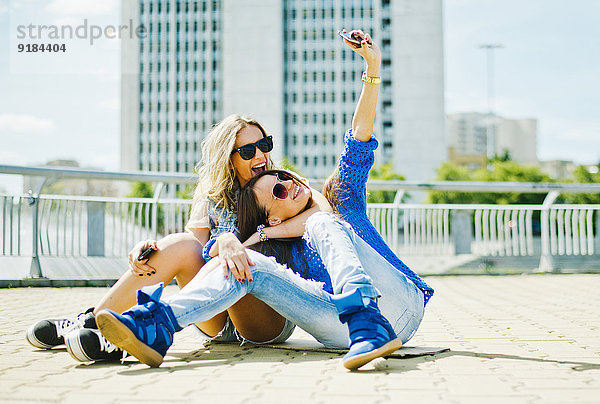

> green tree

[
  {"left": 128, "top": 182, "right": 165, "bottom": 233},
  {"left": 561, "top": 165, "right": 600, "bottom": 204},
  {"left": 128, "top": 182, "right": 154, "bottom": 199},
  {"left": 176, "top": 183, "right": 195, "bottom": 200},
  {"left": 491, "top": 149, "right": 512, "bottom": 163},
  {"left": 367, "top": 163, "right": 405, "bottom": 203},
  {"left": 280, "top": 157, "right": 303, "bottom": 177},
  {"left": 429, "top": 161, "right": 553, "bottom": 204}
]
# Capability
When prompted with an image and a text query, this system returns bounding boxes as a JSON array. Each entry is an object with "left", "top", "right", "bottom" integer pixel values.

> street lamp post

[{"left": 479, "top": 43, "right": 504, "bottom": 159}]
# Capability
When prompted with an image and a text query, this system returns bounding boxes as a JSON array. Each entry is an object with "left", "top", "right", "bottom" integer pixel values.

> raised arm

[{"left": 342, "top": 30, "right": 381, "bottom": 142}]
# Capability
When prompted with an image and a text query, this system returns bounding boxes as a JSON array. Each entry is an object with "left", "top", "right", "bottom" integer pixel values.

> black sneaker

[
  {"left": 65, "top": 328, "right": 125, "bottom": 362},
  {"left": 26, "top": 308, "right": 96, "bottom": 349}
]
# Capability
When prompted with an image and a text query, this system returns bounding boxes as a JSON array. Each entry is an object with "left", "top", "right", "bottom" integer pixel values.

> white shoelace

[
  {"left": 94, "top": 330, "right": 128, "bottom": 362},
  {"left": 55, "top": 311, "right": 92, "bottom": 338},
  {"left": 96, "top": 331, "right": 119, "bottom": 354},
  {"left": 55, "top": 318, "right": 79, "bottom": 338}
]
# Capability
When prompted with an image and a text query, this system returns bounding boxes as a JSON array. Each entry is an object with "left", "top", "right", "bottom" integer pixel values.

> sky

[{"left": 0, "top": 0, "right": 599, "bottom": 193}]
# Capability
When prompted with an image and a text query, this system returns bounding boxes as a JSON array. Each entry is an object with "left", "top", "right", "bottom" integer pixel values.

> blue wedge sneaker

[
  {"left": 331, "top": 288, "right": 403, "bottom": 370},
  {"left": 96, "top": 283, "right": 182, "bottom": 368}
]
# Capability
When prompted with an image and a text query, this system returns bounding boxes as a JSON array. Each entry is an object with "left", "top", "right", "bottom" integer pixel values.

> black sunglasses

[
  {"left": 271, "top": 172, "right": 295, "bottom": 200},
  {"left": 232, "top": 136, "right": 273, "bottom": 160}
]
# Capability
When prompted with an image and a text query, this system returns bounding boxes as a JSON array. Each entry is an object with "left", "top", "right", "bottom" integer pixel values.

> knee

[
  {"left": 245, "top": 249, "right": 287, "bottom": 277},
  {"left": 156, "top": 232, "right": 203, "bottom": 264},
  {"left": 245, "top": 249, "right": 276, "bottom": 269}
]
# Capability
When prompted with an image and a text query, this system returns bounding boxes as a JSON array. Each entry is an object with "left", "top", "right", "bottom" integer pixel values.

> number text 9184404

[{"left": 17, "top": 43, "right": 66, "bottom": 53}]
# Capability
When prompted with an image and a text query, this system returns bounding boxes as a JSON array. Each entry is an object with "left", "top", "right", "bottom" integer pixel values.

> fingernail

[
  {"left": 151, "top": 271, "right": 156, "bottom": 274},
  {"left": 225, "top": 274, "right": 229, "bottom": 279},
  {"left": 147, "top": 273, "right": 151, "bottom": 276},
  {"left": 249, "top": 279, "right": 253, "bottom": 283},
  {"left": 138, "top": 274, "right": 143, "bottom": 277}
]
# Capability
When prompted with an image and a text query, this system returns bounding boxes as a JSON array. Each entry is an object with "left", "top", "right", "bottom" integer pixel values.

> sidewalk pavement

[{"left": 1, "top": 274, "right": 599, "bottom": 403}]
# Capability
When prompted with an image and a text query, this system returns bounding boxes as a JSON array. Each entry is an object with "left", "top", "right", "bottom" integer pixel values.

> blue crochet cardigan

[
  {"left": 204, "top": 129, "right": 434, "bottom": 305},
  {"left": 286, "top": 129, "right": 433, "bottom": 304}
]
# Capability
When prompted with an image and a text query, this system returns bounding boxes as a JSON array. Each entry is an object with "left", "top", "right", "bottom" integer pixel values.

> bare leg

[
  {"left": 94, "top": 232, "right": 286, "bottom": 340},
  {"left": 93, "top": 232, "right": 228, "bottom": 335},
  {"left": 228, "top": 295, "right": 287, "bottom": 342}
]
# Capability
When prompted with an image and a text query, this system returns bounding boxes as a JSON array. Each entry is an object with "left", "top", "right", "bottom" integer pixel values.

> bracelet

[
  {"left": 257, "top": 224, "right": 268, "bottom": 242},
  {"left": 361, "top": 71, "right": 381, "bottom": 85}
]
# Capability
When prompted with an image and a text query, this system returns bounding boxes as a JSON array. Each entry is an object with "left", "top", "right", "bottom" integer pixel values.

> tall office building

[
  {"left": 121, "top": 0, "right": 222, "bottom": 176},
  {"left": 121, "top": 0, "right": 446, "bottom": 181}
]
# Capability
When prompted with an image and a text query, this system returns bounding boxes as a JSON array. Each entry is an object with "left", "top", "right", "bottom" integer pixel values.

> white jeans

[{"left": 168, "top": 213, "right": 425, "bottom": 348}]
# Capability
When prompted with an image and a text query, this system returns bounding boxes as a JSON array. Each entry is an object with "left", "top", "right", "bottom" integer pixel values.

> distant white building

[
  {"left": 121, "top": 0, "right": 446, "bottom": 181},
  {"left": 538, "top": 160, "right": 577, "bottom": 180},
  {"left": 447, "top": 112, "right": 538, "bottom": 167},
  {"left": 22, "top": 160, "right": 118, "bottom": 196}
]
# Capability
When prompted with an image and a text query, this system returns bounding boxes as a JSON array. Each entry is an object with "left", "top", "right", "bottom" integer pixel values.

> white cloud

[
  {"left": 50, "top": 17, "right": 82, "bottom": 27},
  {"left": 537, "top": 118, "right": 600, "bottom": 164},
  {"left": 0, "top": 114, "right": 56, "bottom": 134},
  {"left": 98, "top": 97, "right": 120, "bottom": 111},
  {"left": 0, "top": 150, "right": 26, "bottom": 165},
  {"left": 87, "top": 150, "right": 119, "bottom": 170},
  {"left": 445, "top": 91, "right": 485, "bottom": 114},
  {"left": 45, "top": 0, "right": 118, "bottom": 16},
  {"left": 548, "top": 120, "right": 600, "bottom": 142},
  {"left": 0, "top": 174, "right": 23, "bottom": 194}
]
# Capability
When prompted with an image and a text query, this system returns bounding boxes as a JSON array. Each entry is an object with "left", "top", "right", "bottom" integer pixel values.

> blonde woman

[{"left": 26, "top": 114, "right": 330, "bottom": 362}]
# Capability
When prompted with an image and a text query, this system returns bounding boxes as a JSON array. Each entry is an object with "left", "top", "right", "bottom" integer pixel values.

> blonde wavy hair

[{"left": 193, "top": 114, "right": 273, "bottom": 213}]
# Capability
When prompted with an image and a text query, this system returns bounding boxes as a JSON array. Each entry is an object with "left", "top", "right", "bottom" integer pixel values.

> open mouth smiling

[
  {"left": 292, "top": 183, "right": 301, "bottom": 199},
  {"left": 251, "top": 163, "right": 266, "bottom": 176}
]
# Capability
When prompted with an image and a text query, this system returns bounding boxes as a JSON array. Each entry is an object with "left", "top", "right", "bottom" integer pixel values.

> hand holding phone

[
  {"left": 337, "top": 29, "right": 371, "bottom": 48},
  {"left": 138, "top": 246, "right": 156, "bottom": 261}
]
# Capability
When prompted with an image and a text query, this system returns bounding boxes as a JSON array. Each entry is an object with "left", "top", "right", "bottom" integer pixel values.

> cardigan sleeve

[{"left": 336, "top": 129, "right": 379, "bottom": 209}]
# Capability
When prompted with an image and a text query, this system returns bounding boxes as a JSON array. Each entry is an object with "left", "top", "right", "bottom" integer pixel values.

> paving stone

[
  {"left": 316, "top": 393, "right": 391, "bottom": 403},
  {"left": 529, "top": 389, "right": 600, "bottom": 402},
  {"left": 1, "top": 275, "right": 600, "bottom": 402},
  {"left": 366, "top": 390, "right": 445, "bottom": 402},
  {"left": 443, "top": 394, "right": 539, "bottom": 404},
  {"left": 441, "top": 375, "right": 521, "bottom": 395}
]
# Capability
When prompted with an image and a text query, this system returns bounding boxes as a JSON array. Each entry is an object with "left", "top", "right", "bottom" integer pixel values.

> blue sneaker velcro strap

[
  {"left": 137, "top": 282, "right": 165, "bottom": 304},
  {"left": 348, "top": 322, "right": 390, "bottom": 344},
  {"left": 330, "top": 288, "right": 368, "bottom": 319}
]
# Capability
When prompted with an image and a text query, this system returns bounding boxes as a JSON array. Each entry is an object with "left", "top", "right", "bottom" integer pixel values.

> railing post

[
  {"left": 87, "top": 202, "right": 106, "bottom": 256},
  {"left": 595, "top": 210, "right": 600, "bottom": 255},
  {"left": 28, "top": 178, "right": 47, "bottom": 278},
  {"left": 539, "top": 191, "right": 560, "bottom": 272},
  {"left": 152, "top": 182, "right": 165, "bottom": 239},
  {"left": 452, "top": 210, "right": 473, "bottom": 254},
  {"left": 392, "top": 190, "right": 405, "bottom": 253}
]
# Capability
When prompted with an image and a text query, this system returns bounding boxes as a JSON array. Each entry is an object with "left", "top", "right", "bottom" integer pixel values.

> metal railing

[{"left": 1, "top": 164, "right": 600, "bottom": 278}]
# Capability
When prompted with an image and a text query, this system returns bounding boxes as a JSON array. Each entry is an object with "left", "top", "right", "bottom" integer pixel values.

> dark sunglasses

[
  {"left": 232, "top": 136, "right": 273, "bottom": 160},
  {"left": 272, "top": 172, "right": 295, "bottom": 200}
]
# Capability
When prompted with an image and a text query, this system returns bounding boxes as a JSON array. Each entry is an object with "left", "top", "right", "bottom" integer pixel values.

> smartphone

[
  {"left": 337, "top": 30, "right": 363, "bottom": 48},
  {"left": 138, "top": 246, "right": 156, "bottom": 261}
]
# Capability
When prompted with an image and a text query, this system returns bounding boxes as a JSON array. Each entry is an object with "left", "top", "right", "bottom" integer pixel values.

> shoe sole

[
  {"left": 96, "top": 311, "right": 164, "bottom": 368},
  {"left": 64, "top": 331, "right": 93, "bottom": 362},
  {"left": 26, "top": 325, "right": 58, "bottom": 349},
  {"left": 342, "top": 338, "right": 403, "bottom": 370}
]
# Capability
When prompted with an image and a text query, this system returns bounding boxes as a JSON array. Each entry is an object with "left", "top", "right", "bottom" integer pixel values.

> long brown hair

[
  {"left": 238, "top": 169, "right": 314, "bottom": 276},
  {"left": 322, "top": 167, "right": 345, "bottom": 215}
]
